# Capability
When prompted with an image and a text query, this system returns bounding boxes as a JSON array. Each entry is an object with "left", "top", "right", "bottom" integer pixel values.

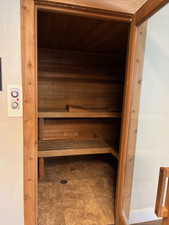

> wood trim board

[
  {"left": 123, "top": 22, "right": 148, "bottom": 219},
  {"left": 115, "top": 22, "right": 147, "bottom": 225},
  {"left": 36, "top": 2, "right": 133, "bottom": 22},
  {"left": 135, "top": 0, "right": 169, "bottom": 25},
  {"left": 35, "top": 0, "right": 169, "bottom": 17},
  {"left": 132, "top": 220, "right": 161, "bottom": 225},
  {"left": 38, "top": 111, "right": 121, "bottom": 118},
  {"left": 21, "top": 1, "right": 38, "bottom": 225},
  {"left": 38, "top": 147, "right": 118, "bottom": 158},
  {"left": 115, "top": 21, "right": 138, "bottom": 225},
  {"left": 35, "top": 0, "right": 137, "bottom": 16}
]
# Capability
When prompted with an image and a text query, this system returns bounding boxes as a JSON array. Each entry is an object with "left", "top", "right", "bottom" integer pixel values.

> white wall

[
  {"left": 0, "top": 1, "right": 24, "bottom": 225},
  {"left": 130, "top": 4, "right": 169, "bottom": 224}
]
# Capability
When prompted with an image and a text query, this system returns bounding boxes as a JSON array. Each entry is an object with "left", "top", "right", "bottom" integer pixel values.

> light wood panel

[
  {"left": 22, "top": 1, "right": 38, "bottom": 225},
  {"left": 36, "top": 0, "right": 169, "bottom": 16},
  {"left": 37, "top": 0, "right": 169, "bottom": 25},
  {"left": 36, "top": 0, "right": 148, "bottom": 14}
]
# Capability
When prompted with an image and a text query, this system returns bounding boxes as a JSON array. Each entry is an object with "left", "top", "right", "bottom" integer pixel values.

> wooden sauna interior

[{"left": 37, "top": 9, "right": 130, "bottom": 225}]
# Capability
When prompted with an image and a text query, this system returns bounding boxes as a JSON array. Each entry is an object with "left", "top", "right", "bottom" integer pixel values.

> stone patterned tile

[{"left": 38, "top": 156, "right": 116, "bottom": 225}]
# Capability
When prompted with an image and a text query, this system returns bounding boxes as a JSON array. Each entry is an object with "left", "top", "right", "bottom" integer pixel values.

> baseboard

[
  {"left": 129, "top": 207, "right": 160, "bottom": 224},
  {"left": 132, "top": 220, "right": 161, "bottom": 225}
]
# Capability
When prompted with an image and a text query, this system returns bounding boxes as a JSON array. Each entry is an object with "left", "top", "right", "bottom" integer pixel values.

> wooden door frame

[
  {"left": 115, "top": 21, "right": 147, "bottom": 225},
  {"left": 22, "top": 0, "right": 38, "bottom": 225},
  {"left": 21, "top": 1, "right": 147, "bottom": 225}
]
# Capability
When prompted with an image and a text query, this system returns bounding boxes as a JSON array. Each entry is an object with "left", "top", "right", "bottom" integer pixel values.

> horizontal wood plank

[
  {"left": 39, "top": 71, "right": 123, "bottom": 82},
  {"left": 38, "top": 111, "right": 121, "bottom": 118},
  {"left": 35, "top": 0, "right": 148, "bottom": 14},
  {"left": 38, "top": 118, "right": 121, "bottom": 145},
  {"left": 38, "top": 48, "right": 124, "bottom": 113},
  {"left": 38, "top": 140, "right": 119, "bottom": 158}
]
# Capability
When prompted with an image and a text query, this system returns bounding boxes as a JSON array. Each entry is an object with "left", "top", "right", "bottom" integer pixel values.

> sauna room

[{"left": 37, "top": 9, "right": 130, "bottom": 225}]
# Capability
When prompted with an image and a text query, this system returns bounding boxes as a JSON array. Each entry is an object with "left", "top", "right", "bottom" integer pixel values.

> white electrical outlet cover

[{"left": 7, "top": 85, "right": 23, "bottom": 117}]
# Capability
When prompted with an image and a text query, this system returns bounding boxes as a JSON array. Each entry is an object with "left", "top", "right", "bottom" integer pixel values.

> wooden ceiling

[
  {"left": 37, "top": 0, "right": 148, "bottom": 14},
  {"left": 38, "top": 11, "right": 129, "bottom": 54}
]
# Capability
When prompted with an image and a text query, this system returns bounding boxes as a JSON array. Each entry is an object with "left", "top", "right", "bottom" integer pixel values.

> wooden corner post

[
  {"left": 115, "top": 21, "right": 147, "bottom": 225},
  {"left": 21, "top": 0, "right": 37, "bottom": 225}
]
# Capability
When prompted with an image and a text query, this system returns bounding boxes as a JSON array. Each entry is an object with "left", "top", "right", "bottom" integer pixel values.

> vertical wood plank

[
  {"left": 116, "top": 22, "right": 138, "bottom": 225},
  {"left": 21, "top": 1, "right": 37, "bottom": 225},
  {"left": 39, "top": 158, "right": 45, "bottom": 178},
  {"left": 155, "top": 168, "right": 168, "bottom": 217},
  {"left": 155, "top": 167, "right": 169, "bottom": 225},
  {"left": 163, "top": 180, "right": 169, "bottom": 225},
  {"left": 38, "top": 118, "right": 45, "bottom": 140},
  {"left": 115, "top": 22, "right": 147, "bottom": 225},
  {"left": 123, "top": 22, "right": 148, "bottom": 218}
]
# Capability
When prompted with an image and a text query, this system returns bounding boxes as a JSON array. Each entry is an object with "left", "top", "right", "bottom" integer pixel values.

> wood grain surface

[{"left": 36, "top": 0, "right": 148, "bottom": 14}]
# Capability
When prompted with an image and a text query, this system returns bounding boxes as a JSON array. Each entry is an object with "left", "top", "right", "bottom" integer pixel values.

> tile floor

[{"left": 38, "top": 155, "right": 117, "bottom": 225}]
